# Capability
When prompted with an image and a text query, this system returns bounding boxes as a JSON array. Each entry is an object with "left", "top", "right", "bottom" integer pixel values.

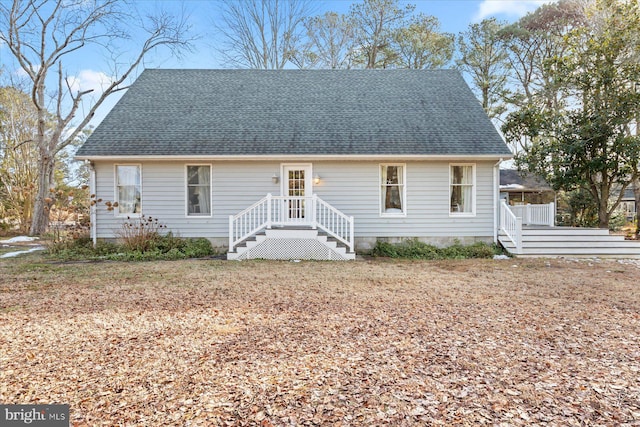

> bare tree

[
  {"left": 299, "top": 12, "right": 356, "bottom": 69},
  {"left": 0, "top": 0, "right": 193, "bottom": 235},
  {"left": 216, "top": 0, "right": 313, "bottom": 69},
  {"left": 0, "top": 85, "right": 42, "bottom": 232},
  {"left": 349, "top": 0, "right": 415, "bottom": 69}
]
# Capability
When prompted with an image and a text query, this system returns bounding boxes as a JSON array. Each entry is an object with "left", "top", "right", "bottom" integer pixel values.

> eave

[{"left": 75, "top": 153, "right": 514, "bottom": 162}]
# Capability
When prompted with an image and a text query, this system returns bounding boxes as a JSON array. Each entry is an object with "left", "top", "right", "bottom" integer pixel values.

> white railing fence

[
  {"left": 229, "top": 194, "right": 354, "bottom": 253},
  {"left": 500, "top": 200, "right": 523, "bottom": 254},
  {"left": 228, "top": 196, "right": 271, "bottom": 251},
  {"left": 510, "top": 202, "right": 555, "bottom": 227},
  {"left": 315, "top": 196, "right": 355, "bottom": 252}
]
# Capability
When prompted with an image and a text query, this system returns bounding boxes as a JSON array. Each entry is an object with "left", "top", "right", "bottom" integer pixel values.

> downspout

[
  {"left": 89, "top": 161, "right": 97, "bottom": 248},
  {"left": 493, "top": 158, "right": 503, "bottom": 244}
]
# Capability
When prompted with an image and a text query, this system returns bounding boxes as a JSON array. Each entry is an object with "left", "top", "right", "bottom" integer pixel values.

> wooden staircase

[
  {"left": 227, "top": 227, "right": 355, "bottom": 261},
  {"left": 499, "top": 226, "right": 640, "bottom": 258}
]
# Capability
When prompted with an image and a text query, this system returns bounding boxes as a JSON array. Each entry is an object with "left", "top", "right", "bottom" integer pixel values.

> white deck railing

[
  {"left": 500, "top": 200, "right": 523, "bottom": 254},
  {"left": 229, "top": 194, "right": 354, "bottom": 253},
  {"left": 510, "top": 203, "right": 555, "bottom": 227}
]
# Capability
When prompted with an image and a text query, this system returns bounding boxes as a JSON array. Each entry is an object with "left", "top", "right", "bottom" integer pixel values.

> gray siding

[
  {"left": 93, "top": 160, "right": 496, "bottom": 247},
  {"left": 314, "top": 161, "right": 495, "bottom": 240}
]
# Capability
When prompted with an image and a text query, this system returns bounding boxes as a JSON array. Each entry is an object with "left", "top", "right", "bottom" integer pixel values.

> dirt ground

[{"left": 1, "top": 256, "right": 639, "bottom": 426}]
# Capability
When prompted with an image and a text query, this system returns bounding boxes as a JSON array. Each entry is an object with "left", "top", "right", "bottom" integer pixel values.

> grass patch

[
  {"left": 371, "top": 238, "right": 502, "bottom": 259},
  {"left": 0, "top": 245, "right": 20, "bottom": 256}
]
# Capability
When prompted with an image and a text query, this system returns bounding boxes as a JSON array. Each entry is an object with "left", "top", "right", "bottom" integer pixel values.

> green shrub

[
  {"left": 371, "top": 238, "right": 499, "bottom": 260},
  {"left": 0, "top": 221, "right": 11, "bottom": 233},
  {"left": 182, "top": 238, "right": 214, "bottom": 258},
  {"left": 44, "top": 206, "right": 217, "bottom": 261},
  {"left": 46, "top": 234, "right": 215, "bottom": 262},
  {"left": 371, "top": 241, "right": 400, "bottom": 258},
  {"left": 47, "top": 233, "right": 91, "bottom": 255},
  {"left": 608, "top": 211, "right": 627, "bottom": 232},
  {"left": 463, "top": 242, "right": 498, "bottom": 258},
  {"left": 155, "top": 232, "right": 186, "bottom": 252}
]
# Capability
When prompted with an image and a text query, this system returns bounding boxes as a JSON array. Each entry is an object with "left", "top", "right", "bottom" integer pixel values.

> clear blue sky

[{"left": 0, "top": 0, "right": 553, "bottom": 127}]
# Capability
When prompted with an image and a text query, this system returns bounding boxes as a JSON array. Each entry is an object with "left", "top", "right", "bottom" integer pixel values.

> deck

[{"left": 499, "top": 202, "right": 640, "bottom": 258}]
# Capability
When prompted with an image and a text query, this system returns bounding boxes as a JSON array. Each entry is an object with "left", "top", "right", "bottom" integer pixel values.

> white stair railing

[
  {"left": 228, "top": 195, "right": 271, "bottom": 251},
  {"left": 500, "top": 200, "right": 522, "bottom": 254},
  {"left": 510, "top": 203, "right": 555, "bottom": 227},
  {"left": 314, "top": 195, "right": 354, "bottom": 253},
  {"left": 229, "top": 194, "right": 354, "bottom": 253}
]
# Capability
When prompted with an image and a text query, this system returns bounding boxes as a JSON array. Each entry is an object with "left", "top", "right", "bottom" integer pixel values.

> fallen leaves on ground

[{"left": 0, "top": 257, "right": 639, "bottom": 426}]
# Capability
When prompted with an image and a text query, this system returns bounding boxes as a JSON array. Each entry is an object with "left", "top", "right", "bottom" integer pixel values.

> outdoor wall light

[
  {"left": 313, "top": 174, "right": 321, "bottom": 184},
  {"left": 272, "top": 174, "right": 279, "bottom": 184}
]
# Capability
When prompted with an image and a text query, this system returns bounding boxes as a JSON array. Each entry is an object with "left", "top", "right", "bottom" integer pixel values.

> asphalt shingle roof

[
  {"left": 76, "top": 69, "right": 513, "bottom": 158},
  {"left": 500, "top": 169, "right": 553, "bottom": 191}
]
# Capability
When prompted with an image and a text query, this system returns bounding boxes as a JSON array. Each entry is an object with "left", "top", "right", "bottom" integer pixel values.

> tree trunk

[
  {"left": 482, "top": 85, "right": 489, "bottom": 113},
  {"left": 597, "top": 196, "right": 610, "bottom": 229},
  {"left": 29, "top": 153, "right": 55, "bottom": 236}
]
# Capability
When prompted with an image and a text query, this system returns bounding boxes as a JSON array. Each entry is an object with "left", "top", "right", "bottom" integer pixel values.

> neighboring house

[
  {"left": 75, "top": 69, "right": 513, "bottom": 260},
  {"left": 615, "top": 187, "right": 637, "bottom": 223},
  {"left": 500, "top": 169, "right": 555, "bottom": 206}
]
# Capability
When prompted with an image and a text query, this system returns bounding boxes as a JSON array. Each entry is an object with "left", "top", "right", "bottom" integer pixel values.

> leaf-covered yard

[{"left": 1, "top": 257, "right": 639, "bottom": 426}]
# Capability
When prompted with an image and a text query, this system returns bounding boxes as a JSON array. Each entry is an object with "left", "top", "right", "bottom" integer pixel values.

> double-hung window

[
  {"left": 187, "top": 165, "right": 211, "bottom": 216},
  {"left": 380, "top": 164, "right": 406, "bottom": 216},
  {"left": 115, "top": 165, "right": 141, "bottom": 216},
  {"left": 450, "top": 164, "right": 475, "bottom": 215}
]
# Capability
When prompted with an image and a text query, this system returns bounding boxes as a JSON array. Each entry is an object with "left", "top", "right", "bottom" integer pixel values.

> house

[
  {"left": 615, "top": 187, "right": 637, "bottom": 223},
  {"left": 75, "top": 69, "right": 513, "bottom": 260},
  {"left": 500, "top": 169, "right": 555, "bottom": 206}
]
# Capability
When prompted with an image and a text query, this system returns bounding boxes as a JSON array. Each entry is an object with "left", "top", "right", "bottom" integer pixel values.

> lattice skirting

[{"left": 237, "top": 238, "right": 348, "bottom": 261}]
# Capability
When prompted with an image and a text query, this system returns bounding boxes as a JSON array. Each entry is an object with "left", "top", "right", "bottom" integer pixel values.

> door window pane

[
  {"left": 288, "top": 170, "right": 305, "bottom": 196},
  {"left": 288, "top": 169, "right": 305, "bottom": 218}
]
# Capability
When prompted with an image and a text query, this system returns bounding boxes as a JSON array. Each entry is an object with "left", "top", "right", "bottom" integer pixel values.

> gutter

[
  {"left": 493, "top": 158, "right": 504, "bottom": 244},
  {"left": 89, "top": 161, "right": 97, "bottom": 247},
  {"left": 74, "top": 153, "right": 514, "bottom": 162}
]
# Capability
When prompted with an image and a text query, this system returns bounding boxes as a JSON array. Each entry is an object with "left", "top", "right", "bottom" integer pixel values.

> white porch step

[
  {"left": 511, "top": 248, "right": 640, "bottom": 257},
  {"left": 228, "top": 228, "right": 355, "bottom": 261},
  {"left": 522, "top": 240, "right": 638, "bottom": 248},
  {"left": 521, "top": 234, "right": 625, "bottom": 242},
  {"left": 519, "top": 227, "right": 611, "bottom": 236},
  {"left": 499, "top": 227, "right": 640, "bottom": 258}
]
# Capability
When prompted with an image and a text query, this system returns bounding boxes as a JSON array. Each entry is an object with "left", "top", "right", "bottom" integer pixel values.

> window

[
  {"left": 450, "top": 164, "right": 475, "bottom": 215},
  {"left": 187, "top": 165, "right": 211, "bottom": 216},
  {"left": 380, "top": 164, "right": 405, "bottom": 215},
  {"left": 115, "top": 165, "right": 141, "bottom": 216}
]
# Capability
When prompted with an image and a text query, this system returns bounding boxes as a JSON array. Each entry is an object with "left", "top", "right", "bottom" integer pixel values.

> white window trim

[
  {"left": 185, "top": 164, "right": 213, "bottom": 218},
  {"left": 379, "top": 163, "right": 407, "bottom": 217},
  {"left": 114, "top": 164, "right": 142, "bottom": 218},
  {"left": 449, "top": 163, "right": 476, "bottom": 217}
]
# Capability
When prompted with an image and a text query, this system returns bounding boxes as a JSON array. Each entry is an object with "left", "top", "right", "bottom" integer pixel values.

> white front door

[{"left": 282, "top": 164, "right": 312, "bottom": 223}]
